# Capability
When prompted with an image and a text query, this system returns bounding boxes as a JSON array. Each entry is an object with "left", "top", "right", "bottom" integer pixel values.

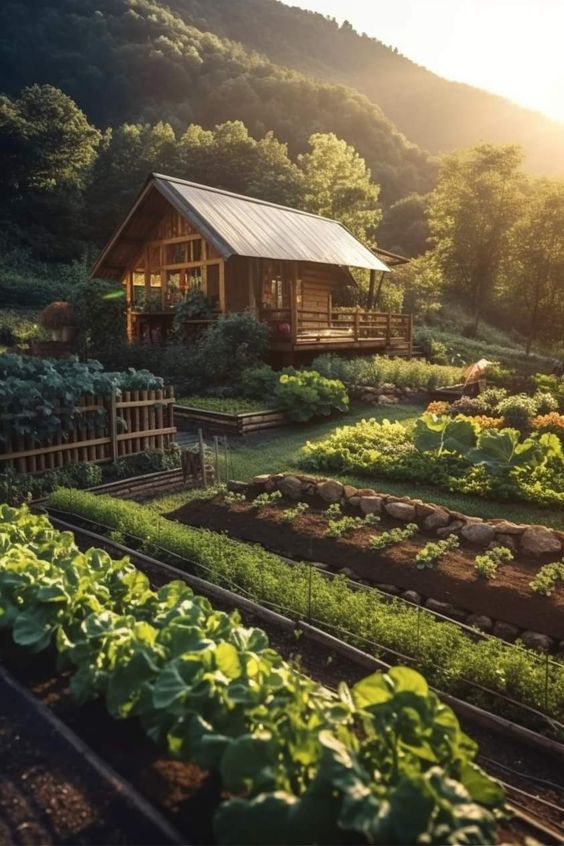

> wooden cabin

[{"left": 92, "top": 174, "right": 413, "bottom": 361}]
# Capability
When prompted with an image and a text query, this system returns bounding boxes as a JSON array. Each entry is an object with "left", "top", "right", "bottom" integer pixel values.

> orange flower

[
  {"left": 532, "top": 412, "right": 564, "bottom": 434},
  {"left": 426, "top": 401, "right": 449, "bottom": 415}
]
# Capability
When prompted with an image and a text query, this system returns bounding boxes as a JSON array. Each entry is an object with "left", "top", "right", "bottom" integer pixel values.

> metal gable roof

[{"left": 152, "top": 174, "right": 390, "bottom": 272}]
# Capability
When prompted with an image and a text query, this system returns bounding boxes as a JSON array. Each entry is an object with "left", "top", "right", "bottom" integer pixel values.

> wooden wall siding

[
  {"left": 225, "top": 256, "right": 253, "bottom": 312},
  {"left": 0, "top": 388, "right": 176, "bottom": 474},
  {"left": 300, "top": 262, "right": 343, "bottom": 329}
]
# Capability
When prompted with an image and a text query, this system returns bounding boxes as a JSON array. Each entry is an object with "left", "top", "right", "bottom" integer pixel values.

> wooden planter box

[{"left": 174, "top": 404, "right": 288, "bottom": 435}]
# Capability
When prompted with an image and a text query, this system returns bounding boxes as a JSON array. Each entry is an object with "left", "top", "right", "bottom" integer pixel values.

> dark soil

[
  {"left": 167, "top": 497, "right": 564, "bottom": 639},
  {"left": 0, "top": 636, "right": 216, "bottom": 845},
  {"left": 0, "top": 660, "right": 179, "bottom": 845}
]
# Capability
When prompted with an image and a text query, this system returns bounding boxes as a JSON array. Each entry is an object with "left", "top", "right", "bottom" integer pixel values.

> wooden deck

[{"left": 129, "top": 306, "right": 415, "bottom": 358}]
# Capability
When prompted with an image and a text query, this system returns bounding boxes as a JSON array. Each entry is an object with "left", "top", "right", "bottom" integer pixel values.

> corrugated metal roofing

[{"left": 152, "top": 174, "right": 389, "bottom": 272}]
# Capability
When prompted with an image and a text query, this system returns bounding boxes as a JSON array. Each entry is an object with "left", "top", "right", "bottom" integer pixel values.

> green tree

[
  {"left": 0, "top": 84, "right": 101, "bottom": 258},
  {"left": 298, "top": 133, "right": 381, "bottom": 242},
  {"left": 377, "top": 193, "right": 429, "bottom": 256},
  {"left": 502, "top": 178, "right": 564, "bottom": 353},
  {"left": 427, "top": 144, "right": 524, "bottom": 332}
]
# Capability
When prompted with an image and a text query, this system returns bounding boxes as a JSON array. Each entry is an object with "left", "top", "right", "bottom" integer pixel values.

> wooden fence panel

[{"left": 0, "top": 389, "right": 176, "bottom": 474}]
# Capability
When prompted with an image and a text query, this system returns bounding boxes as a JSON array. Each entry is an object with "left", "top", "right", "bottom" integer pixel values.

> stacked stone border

[{"left": 241, "top": 472, "right": 564, "bottom": 653}]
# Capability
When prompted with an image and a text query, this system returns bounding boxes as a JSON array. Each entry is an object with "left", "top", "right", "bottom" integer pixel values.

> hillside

[
  {"left": 166, "top": 0, "right": 564, "bottom": 176},
  {"left": 0, "top": 0, "right": 434, "bottom": 205}
]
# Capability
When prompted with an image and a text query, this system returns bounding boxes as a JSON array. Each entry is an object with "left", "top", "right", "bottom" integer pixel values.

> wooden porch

[{"left": 129, "top": 305, "right": 414, "bottom": 357}]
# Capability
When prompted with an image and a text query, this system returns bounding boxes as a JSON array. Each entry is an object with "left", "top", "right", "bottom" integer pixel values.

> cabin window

[
  {"left": 150, "top": 272, "right": 161, "bottom": 288},
  {"left": 186, "top": 266, "right": 203, "bottom": 290},
  {"left": 165, "top": 271, "right": 182, "bottom": 306},
  {"left": 165, "top": 239, "right": 203, "bottom": 265},
  {"left": 262, "top": 265, "right": 290, "bottom": 310}
]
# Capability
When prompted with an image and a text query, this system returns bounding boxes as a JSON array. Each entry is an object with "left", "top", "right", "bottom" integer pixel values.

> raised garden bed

[
  {"left": 167, "top": 495, "right": 564, "bottom": 644},
  {"left": 174, "top": 403, "right": 288, "bottom": 434}
]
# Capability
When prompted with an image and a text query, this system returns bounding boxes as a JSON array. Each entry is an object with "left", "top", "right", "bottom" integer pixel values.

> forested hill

[
  {"left": 167, "top": 0, "right": 564, "bottom": 176},
  {"left": 0, "top": 0, "right": 434, "bottom": 205}
]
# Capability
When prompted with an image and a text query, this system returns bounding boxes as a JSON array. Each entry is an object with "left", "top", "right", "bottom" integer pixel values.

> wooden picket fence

[{"left": 0, "top": 387, "right": 176, "bottom": 474}]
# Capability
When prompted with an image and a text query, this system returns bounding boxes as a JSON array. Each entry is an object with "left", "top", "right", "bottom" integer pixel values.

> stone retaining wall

[
  {"left": 242, "top": 472, "right": 564, "bottom": 653},
  {"left": 250, "top": 472, "right": 564, "bottom": 557}
]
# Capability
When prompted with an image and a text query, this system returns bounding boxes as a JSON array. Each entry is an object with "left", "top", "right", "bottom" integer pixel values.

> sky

[{"left": 280, "top": 0, "right": 564, "bottom": 124}]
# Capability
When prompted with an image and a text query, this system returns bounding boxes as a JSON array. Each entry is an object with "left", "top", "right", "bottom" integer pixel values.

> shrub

[
  {"left": 311, "top": 353, "right": 462, "bottom": 390},
  {"left": 170, "top": 313, "right": 271, "bottom": 392},
  {"left": 71, "top": 278, "right": 127, "bottom": 362},
  {"left": 104, "top": 445, "right": 181, "bottom": 480},
  {"left": 240, "top": 364, "right": 280, "bottom": 401},
  {"left": 532, "top": 412, "right": 564, "bottom": 441},
  {"left": 533, "top": 390, "right": 559, "bottom": 415},
  {"left": 39, "top": 301, "right": 75, "bottom": 329},
  {"left": 497, "top": 394, "right": 537, "bottom": 431},
  {"left": 274, "top": 370, "right": 349, "bottom": 422}
]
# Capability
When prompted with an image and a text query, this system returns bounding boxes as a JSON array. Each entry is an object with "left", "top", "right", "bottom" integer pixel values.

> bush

[
  {"left": 168, "top": 313, "right": 271, "bottom": 393},
  {"left": 104, "top": 445, "right": 181, "bottom": 480},
  {"left": 274, "top": 370, "right": 349, "bottom": 422},
  {"left": 71, "top": 278, "right": 127, "bottom": 362},
  {"left": 533, "top": 390, "right": 559, "bottom": 415},
  {"left": 497, "top": 394, "right": 537, "bottom": 431},
  {"left": 240, "top": 364, "right": 280, "bottom": 401},
  {"left": 0, "top": 462, "right": 102, "bottom": 505},
  {"left": 311, "top": 353, "right": 462, "bottom": 390},
  {"left": 532, "top": 412, "right": 564, "bottom": 441}
]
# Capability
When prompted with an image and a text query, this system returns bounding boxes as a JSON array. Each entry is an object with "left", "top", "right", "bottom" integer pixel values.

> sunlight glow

[{"left": 282, "top": 0, "right": 564, "bottom": 124}]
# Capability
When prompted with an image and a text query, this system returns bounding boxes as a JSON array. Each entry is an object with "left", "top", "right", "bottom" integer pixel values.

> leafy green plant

[
  {"left": 224, "top": 491, "right": 247, "bottom": 506},
  {"left": 0, "top": 504, "right": 505, "bottom": 845},
  {"left": 413, "top": 413, "right": 477, "bottom": 456},
  {"left": 176, "top": 395, "right": 270, "bottom": 414},
  {"left": 467, "top": 428, "right": 550, "bottom": 476},
  {"left": 281, "top": 502, "right": 309, "bottom": 521},
  {"left": 473, "top": 546, "right": 513, "bottom": 580},
  {"left": 0, "top": 354, "right": 163, "bottom": 444},
  {"left": 47, "top": 489, "right": 564, "bottom": 724},
  {"left": 252, "top": 490, "right": 283, "bottom": 509},
  {"left": 325, "top": 511, "right": 381, "bottom": 536},
  {"left": 497, "top": 394, "right": 537, "bottom": 431},
  {"left": 274, "top": 370, "right": 349, "bottom": 422},
  {"left": 324, "top": 502, "right": 343, "bottom": 520},
  {"left": 369, "top": 523, "right": 419, "bottom": 550},
  {"left": 529, "top": 561, "right": 564, "bottom": 596},
  {"left": 415, "top": 534, "right": 460, "bottom": 569},
  {"left": 311, "top": 353, "right": 462, "bottom": 390}
]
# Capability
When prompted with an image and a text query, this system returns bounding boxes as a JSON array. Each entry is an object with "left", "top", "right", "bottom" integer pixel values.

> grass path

[
  {"left": 228, "top": 403, "right": 564, "bottom": 529},
  {"left": 173, "top": 402, "right": 564, "bottom": 529}
]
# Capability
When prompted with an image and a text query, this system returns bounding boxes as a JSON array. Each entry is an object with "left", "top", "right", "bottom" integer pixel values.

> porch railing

[{"left": 260, "top": 307, "right": 412, "bottom": 351}]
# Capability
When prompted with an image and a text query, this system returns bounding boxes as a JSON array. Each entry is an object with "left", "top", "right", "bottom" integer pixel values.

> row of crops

[
  {"left": 48, "top": 489, "right": 564, "bottom": 726},
  {"left": 0, "top": 503, "right": 504, "bottom": 844}
]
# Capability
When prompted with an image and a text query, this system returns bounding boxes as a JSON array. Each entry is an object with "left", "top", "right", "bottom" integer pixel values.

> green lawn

[{"left": 214, "top": 401, "right": 564, "bottom": 530}]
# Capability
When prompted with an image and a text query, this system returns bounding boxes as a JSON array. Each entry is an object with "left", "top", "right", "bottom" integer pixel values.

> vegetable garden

[{"left": 0, "top": 504, "right": 509, "bottom": 845}]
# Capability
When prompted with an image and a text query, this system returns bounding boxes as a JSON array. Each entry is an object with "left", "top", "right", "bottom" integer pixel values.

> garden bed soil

[
  {"left": 167, "top": 497, "right": 564, "bottom": 640},
  {"left": 0, "top": 658, "right": 179, "bottom": 846}
]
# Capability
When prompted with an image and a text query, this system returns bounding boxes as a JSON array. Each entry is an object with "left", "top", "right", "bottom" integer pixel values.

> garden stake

[
  {"left": 198, "top": 429, "right": 207, "bottom": 488},
  {"left": 307, "top": 562, "right": 313, "bottom": 622},
  {"left": 214, "top": 436, "right": 220, "bottom": 484},
  {"left": 416, "top": 604, "right": 421, "bottom": 649}
]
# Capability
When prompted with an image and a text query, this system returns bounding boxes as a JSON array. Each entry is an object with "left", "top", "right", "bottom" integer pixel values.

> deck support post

[
  {"left": 290, "top": 261, "right": 298, "bottom": 344},
  {"left": 367, "top": 269, "right": 376, "bottom": 309},
  {"left": 218, "top": 259, "right": 226, "bottom": 313}
]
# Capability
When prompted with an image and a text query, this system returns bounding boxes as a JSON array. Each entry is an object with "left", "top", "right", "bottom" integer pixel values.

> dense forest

[
  {"left": 165, "top": 0, "right": 564, "bottom": 176},
  {"left": 0, "top": 0, "right": 433, "bottom": 205},
  {"left": 1, "top": 0, "right": 564, "bottom": 355}
]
